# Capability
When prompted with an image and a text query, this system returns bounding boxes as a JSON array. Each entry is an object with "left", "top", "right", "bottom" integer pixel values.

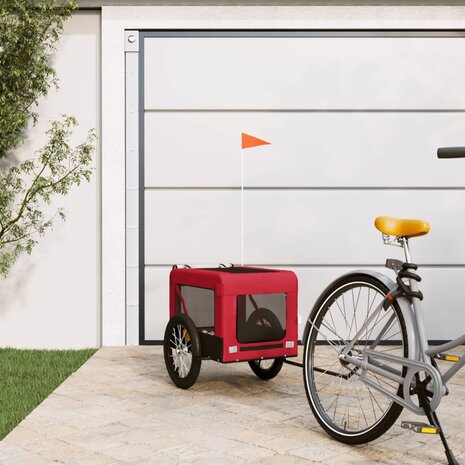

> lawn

[{"left": 0, "top": 348, "right": 97, "bottom": 440}]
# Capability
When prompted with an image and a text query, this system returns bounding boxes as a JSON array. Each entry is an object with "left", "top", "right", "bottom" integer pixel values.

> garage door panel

[
  {"left": 244, "top": 190, "right": 465, "bottom": 265},
  {"left": 145, "top": 112, "right": 465, "bottom": 188},
  {"left": 144, "top": 190, "right": 241, "bottom": 264},
  {"left": 144, "top": 266, "right": 465, "bottom": 340},
  {"left": 145, "top": 37, "right": 465, "bottom": 110},
  {"left": 144, "top": 190, "right": 465, "bottom": 265}
]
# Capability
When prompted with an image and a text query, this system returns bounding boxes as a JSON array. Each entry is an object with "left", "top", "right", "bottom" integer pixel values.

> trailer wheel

[
  {"left": 164, "top": 313, "right": 201, "bottom": 389},
  {"left": 248, "top": 358, "right": 284, "bottom": 380}
]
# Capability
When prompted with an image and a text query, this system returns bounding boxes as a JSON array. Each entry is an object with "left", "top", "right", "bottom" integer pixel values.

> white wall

[{"left": 0, "top": 12, "right": 101, "bottom": 349}]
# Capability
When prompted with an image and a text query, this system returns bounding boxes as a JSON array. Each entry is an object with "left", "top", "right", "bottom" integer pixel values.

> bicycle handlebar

[{"left": 437, "top": 147, "right": 465, "bottom": 159}]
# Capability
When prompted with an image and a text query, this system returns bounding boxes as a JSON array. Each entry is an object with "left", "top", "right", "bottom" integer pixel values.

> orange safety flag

[{"left": 241, "top": 133, "right": 271, "bottom": 149}]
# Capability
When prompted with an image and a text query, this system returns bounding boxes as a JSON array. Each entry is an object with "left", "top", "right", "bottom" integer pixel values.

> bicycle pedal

[
  {"left": 434, "top": 353, "right": 460, "bottom": 363},
  {"left": 401, "top": 421, "right": 439, "bottom": 434}
]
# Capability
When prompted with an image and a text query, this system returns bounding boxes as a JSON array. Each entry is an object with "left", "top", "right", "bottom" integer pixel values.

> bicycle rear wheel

[{"left": 303, "top": 274, "right": 408, "bottom": 444}]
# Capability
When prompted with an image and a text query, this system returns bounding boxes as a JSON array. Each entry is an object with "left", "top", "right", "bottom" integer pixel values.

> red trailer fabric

[{"left": 170, "top": 266, "right": 298, "bottom": 363}]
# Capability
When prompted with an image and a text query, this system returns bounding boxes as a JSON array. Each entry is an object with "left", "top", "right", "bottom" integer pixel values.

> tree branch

[
  {"left": 1, "top": 212, "right": 59, "bottom": 246},
  {"left": 0, "top": 157, "right": 49, "bottom": 239}
]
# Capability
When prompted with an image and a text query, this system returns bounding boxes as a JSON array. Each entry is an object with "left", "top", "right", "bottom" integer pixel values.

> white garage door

[{"left": 138, "top": 31, "right": 465, "bottom": 344}]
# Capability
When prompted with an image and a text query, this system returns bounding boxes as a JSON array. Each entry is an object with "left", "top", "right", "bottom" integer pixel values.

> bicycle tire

[{"left": 303, "top": 274, "right": 408, "bottom": 444}]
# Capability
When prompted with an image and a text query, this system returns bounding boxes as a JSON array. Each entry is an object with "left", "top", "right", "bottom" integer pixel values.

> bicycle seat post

[{"left": 399, "top": 237, "right": 411, "bottom": 263}]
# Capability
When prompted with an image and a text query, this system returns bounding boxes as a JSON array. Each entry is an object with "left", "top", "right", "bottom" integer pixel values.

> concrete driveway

[{"left": 0, "top": 346, "right": 464, "bottom": 465}]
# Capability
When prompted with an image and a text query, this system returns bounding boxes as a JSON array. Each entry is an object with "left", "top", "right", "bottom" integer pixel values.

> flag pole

[
  {"left": 241, "top": 148, "right": 244, "bottom": 266},
  {"left": 240, "top": 133, "right": 270, "bottom": 267}
]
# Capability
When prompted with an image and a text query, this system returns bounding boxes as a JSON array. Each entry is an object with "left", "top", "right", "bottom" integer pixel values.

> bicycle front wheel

[{"left": 303, "top": 274, "right": 408, "bottom": 444}]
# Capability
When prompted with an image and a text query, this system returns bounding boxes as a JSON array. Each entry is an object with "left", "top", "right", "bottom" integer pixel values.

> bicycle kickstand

[{"left": 417, "top": 383, "right": 460, "bottom": 465}]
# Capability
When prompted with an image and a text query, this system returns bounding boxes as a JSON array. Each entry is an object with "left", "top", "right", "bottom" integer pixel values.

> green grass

[{"left": 0, "top": 348, "right": 97, "bottom": 440}]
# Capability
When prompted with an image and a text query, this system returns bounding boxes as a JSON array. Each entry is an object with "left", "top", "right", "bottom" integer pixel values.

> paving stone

[
  {"left": 185, "top": 435, "right": 246, "bottom": 453},
  {"left": 59, "top": 430, "right": 127, "bottom": 452},
  {"left": 321, "top": 451, "right": 380, "bottom": 465},
  {"left": 87, "top": 421, "right": 132, "bottom": 436},
  {"left": 228, "top": 429, "right": 276, "bottom": 445},
  {"left": 0, "top": 452, "right": 55, "bottom": 465},
  {"left": 33, "top": 440, "right": 92, "bottom": 463},
  {"left": 102, "top": 442, "right": 156, "bottom": 461},
  {"left": 227, "top": 443, "right": 277, "bottom": 460},
  {"left": 0, "top": 444, "right": 30, "bottom": 461},
  {"left": 110, "top": 427, "right": 161, "bottom": 445},
  {"left": 257, "top": 436, "right": 312, "bottom": 454},
  {"left": 25, "top": 422, "right": 81, "bottom": 439},
  {"left": 190, "top": 452, "right": 246, "bottom": 465},
  {"left": 252, "top": 453, "right": 317, "bottom": 464},
  {"left": 1, "top": 426, "right": 45, "bottom": 446},
  {"left": 289, "top": 443, "right": 341, "bottom": 462},
  {"left": 67, "top": 455, "right": 117, "bottom": 465}
]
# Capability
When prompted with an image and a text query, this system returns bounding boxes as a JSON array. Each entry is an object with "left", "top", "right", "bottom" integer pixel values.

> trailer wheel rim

[
  {"left": 252, "top": 359, "right": 275, "bottom": 370},
  {"left": 170, "top": 323, "right": 193, "bottom": 378}
]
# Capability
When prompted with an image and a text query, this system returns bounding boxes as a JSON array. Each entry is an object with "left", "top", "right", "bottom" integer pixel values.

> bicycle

[{"left": 302, "top": 147, "right": 465, "bottom": 465}]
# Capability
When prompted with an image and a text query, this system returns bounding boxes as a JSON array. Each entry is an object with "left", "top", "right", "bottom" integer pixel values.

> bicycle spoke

[
  {"left": 321, "top": 315, "right": 346, "bottom": 348},
  {"left": 368, "top": 313, "right": 397, "bottom": 349},
  {"left": 319, "top": 320, "right": 349, "bottom": 347},
  {"left": 327, "top": 307, "right": 339, "bottom": 342},
  {"left": 371, "top": 370, "right": 397, "bottom": 391},
  {"left": 309, "top": 321, "right": 344, "bottom": 353},
  {"left": 365, "top": 382, "right": 386, "bottom": 415},
  {"left": 314, "top": 359, "right": 342, "bottom": 382},
  {"left": 349, "top": 289, "right": 361, "bottom": 340},
  {"left": 316, "top": 364, "right": 345, "bottom": 395},
  {"left": 379, "top": 345, "right": 403, "bottom": 353},
  {"left": 335, "top": 298, "right": 351, "bottom": 336},
  {"left": 362, "top": 289, "right": 380, "bottom": 344},
  {"left": 364, "top": 308, "right": 392, "bottom": 347}
]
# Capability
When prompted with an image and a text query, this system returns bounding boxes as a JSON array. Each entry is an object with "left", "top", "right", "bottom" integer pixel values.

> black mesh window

[
  {"left": 237, "top": 293, "right": 286, "bottom": 343},
  {"left": 176, "top": 286, "right": 215, "bottom": 330}
]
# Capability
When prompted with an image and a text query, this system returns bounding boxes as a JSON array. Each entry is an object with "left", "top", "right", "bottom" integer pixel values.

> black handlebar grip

[{"left": 437, "top": 147, "right": 465, "bottom": 159}]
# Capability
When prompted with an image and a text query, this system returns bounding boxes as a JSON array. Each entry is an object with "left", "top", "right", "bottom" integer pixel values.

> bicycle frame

[{"left": 337, "top": 238, "right": 465, "bottom": 415}]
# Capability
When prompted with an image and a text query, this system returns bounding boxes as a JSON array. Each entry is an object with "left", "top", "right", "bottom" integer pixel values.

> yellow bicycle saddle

[{"left": 374, "top": 216, "right": 430, "bottom": 238}]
